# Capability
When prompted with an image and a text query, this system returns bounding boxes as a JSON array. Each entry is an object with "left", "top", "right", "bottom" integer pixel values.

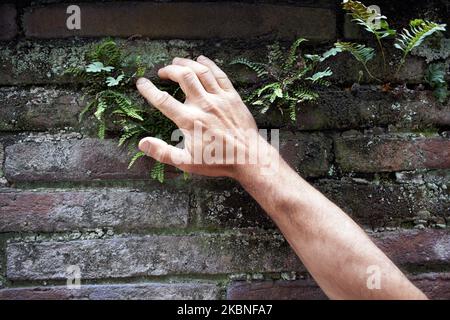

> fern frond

[
  {"left": 151, "top": 161, "right": 165, "bottom": 183},
  {"left": 335, "top": 42, "right": 379, "bottom": 81},
  {"left": 267, "top": 42, "right": 284, "bottom": 66},
  {"left": 395, "top": 20, "right": 446, "bottom": 57},
  {"left": 294, "top": 88, "right": 319, "bottom": 102},
  {"left": 94, "top": 98, "right": 107, "bottom": 121},
  {"left": 230, "top": 58, "right": 268, "bottom": 78},
  {"left": 283, "top": 38, "right": 308, "bottom": 70},
  {"left": 342, "top": 0, "right": 395, "bottom": 39},
  {"left": 335, "top": 42, "right": 375, "bottom": 64},
  {"left": 79, "top": 100, "right": 96, "bottom": 122},
  {"left": 88, "top": 39, "right": 122, "bottom": 67},
  {"left": 425, "top": 63, "right": 449, "bottom": 103},
  {"left": 306, "top": 68, "right": 333, "bottom": 83},
  {"left": 128, "top": 151, "right": 145, "bottom": 169},
  {"left": 98, "top": 120, "right": 106, "bottom": 139}
]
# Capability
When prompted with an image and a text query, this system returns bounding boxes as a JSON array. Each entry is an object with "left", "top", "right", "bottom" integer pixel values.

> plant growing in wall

[
  {"left": 339, "top": 0, "right": 447, "bottom": 101},
  {"left": 66, "top": 40, "right": 181, "bottom": 183},
  {"left": 230, "top": 38, "right": 340, "bottom": 122}
]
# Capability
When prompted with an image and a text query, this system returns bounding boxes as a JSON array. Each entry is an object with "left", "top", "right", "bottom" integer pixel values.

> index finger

[{"left": 136, "top": 77, "right": 185, "bottom": 125}]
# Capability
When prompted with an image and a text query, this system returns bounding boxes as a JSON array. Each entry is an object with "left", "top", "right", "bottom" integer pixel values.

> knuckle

[
  {"left": 181, "top": 68, "right": 196, "bottom": 82},
  {"left": 154, "top": 91, "right": 170, "bottom": 107}
]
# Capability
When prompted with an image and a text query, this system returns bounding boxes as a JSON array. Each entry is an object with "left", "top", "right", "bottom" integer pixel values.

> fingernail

[
  {"left": 139, "top": 140, "right": 150, "bottom": 154},
  {"left": 172, "top": 57, "right": 180, "bottom": 63},
  {"left": 197, "top": 55, "right": 206, "bottom": 61},
  {"left": 136, "top": 77, "right": 150, "bottom": 86}
]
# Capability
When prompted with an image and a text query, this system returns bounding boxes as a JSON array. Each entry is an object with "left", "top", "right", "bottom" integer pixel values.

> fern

[
  {"left": 230, "top": 58, "right": 268, "bottom": 78},
  {"left": 425, "top": 63, "right": 449, "bottom": 103},
  {"left": 151, "top": 161, "right": 165, "bottom": 183},
  {"left": 232, "top": 38, "right": 333, "bottom": 122},
  {"left": 342, "top": 0, "right": 395, "bottom": 40},
  {"left": 128, "top": 151, "right": 146, "bottom": 169},
  {"left": 334, "top": 42, "right": 379, "bottom": 81},
  {"left": 283, "top": 38, "right": 308, "bottom": 70},
  {"left": 342, "top": 0, "right": 395, "bottom": 69},
  {"left": 66, "top": 39, "right": 182, "bottom": 183},
  {"left": 395, "top": 19, "right": 447, "bottom": 72}
]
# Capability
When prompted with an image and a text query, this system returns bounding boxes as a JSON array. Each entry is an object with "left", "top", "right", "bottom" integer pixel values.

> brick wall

[{"left": 0, "top": 0, "right": 449, "bottom": 300}]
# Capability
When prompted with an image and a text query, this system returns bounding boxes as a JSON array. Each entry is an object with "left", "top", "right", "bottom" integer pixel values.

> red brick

[
  {"left": 227, "top": 278, "right": 327, "bottom": 300},
  {"left": 227, "top": 272, "right": 450, "bottom": 300},
  {"left": 6, "top": 232, "right": 303, "bottom": 280},
  {"left": 335, "top": 133, "right": 450, "bottom": 173},
  {"left": 6, "top": 229, "right": 450, "bottom": 281},
  {"left": 411, "top": 273, "right": 450, "bottom": 300},
  {"left": 23, "top": 3, "right": 336, "bottom": 40},
  {"left": 3, "top": 137, "right": 160, "bottom": 182},
  {"left": 0, "top": 188, "right": 189, "bottom": 232},
  {"left": 0, "top": 282, "right": 219, "bottom": 300},
  {"left": 0, "top": 4, "right": 17, "bottom": 40}
]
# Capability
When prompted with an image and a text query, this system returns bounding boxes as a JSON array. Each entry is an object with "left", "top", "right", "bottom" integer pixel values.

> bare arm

[{"left": 136, "top": 56, "right": 426, "bottom": 300}]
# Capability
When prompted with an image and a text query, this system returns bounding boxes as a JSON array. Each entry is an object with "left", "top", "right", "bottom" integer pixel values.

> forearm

[{"left": 237, "top": 141, "right": 427, "bottom": 300}]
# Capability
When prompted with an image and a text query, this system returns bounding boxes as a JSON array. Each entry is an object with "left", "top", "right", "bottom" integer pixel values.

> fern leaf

[
  {"left": 230, "top": 58, "right": 268, "bottom": 78},
  {"left": 79, "top": 100, "right": 96, "bottom": 122},
  {"left": 94, "top": 98, "right": 107, "bottom": 121},
  {"left": 395, "top": 19, "right": 446, "bottom": 57},
  {"left": 342, "top": 0, "right": 396, "bottom": 39},
  {"left": 288, "top": 101, "right": 297, "bottom": 122},
  {"left": 335, "top": 42, "right": 379, "bottom": 81},
  {"left": 128, "top": 151, "right": 145, "bottom": 169},
  {"left": 335, "top": 42, "right": 375, "bottom": 64},
  {"left": 283, "top": 38, "right": 308, "bottom": 70},
  {"left": 98, "top": 120, "right": 106, "bottom": 139},
  {"left": 306, "top": 68, "right": 333, "bottom": 83},
  {"left": 151, "top": 161, "right": 165, "bottom": 183},
  {"left": 425, "top": 63, "right": 449, "bottom": 103}
]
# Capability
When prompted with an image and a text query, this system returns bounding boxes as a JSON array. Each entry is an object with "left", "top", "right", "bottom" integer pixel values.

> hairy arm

[{"left": 136, "top": 55, "right": 426, "bottom": 300}]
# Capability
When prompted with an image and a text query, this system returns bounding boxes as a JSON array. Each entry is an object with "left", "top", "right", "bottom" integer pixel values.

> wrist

[{"left": 231, "top": 136, "right": 282, "bottom": 186}]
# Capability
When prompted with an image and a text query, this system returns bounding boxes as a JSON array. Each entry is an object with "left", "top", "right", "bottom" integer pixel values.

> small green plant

[
  {"left": 340, "top": 0, "right": 446, "bottom": 80},
  {"left": 66, "top": 39, "right": 180, "bottom": 183},
  {"left": 230, "top": 38, "right": 339, "bottom": 121},
  {"left": 425, "top": 63, "right": 449, "bottom": 103}
]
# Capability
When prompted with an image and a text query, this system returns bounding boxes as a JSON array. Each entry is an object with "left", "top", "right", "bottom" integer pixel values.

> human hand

[{"left": 136, "top": 56, "right": 276, "bottom": 179}]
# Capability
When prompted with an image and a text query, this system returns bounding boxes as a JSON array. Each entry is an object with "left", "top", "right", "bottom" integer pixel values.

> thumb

[{"left": 138, "top": 137, "right": 190, "bottom": 168}]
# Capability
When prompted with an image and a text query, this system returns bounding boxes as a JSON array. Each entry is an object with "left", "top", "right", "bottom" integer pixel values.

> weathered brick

[
  {"left": 294, "top": 88, "right": 450, "bottom": 130},
  {"left": 0, "top": 4, "right": 17, "bottom": 41},
  {"left": 371, "top": 229, "right": 450, "bottom": 266},
  {"left": 1, "top": 38, "right": 441, "bottom": 86},
  {"left": 192, "top": 180, "right": 273, "bottom": 230},
  {"left": 192, "top": 175, "right": 449, "bottom": 230},
  {"left": 279, "top": 132, "right": 332, "bottom": 177},
  {"left": 3, "top": 86, "right": 449, "bottom": 132},
  {"left": 23, "top": 3, "right": 335, "bottom": 40},
  {"left": 0, "top": 39, "right": 191, "bottom": 85},
  {"left": 0, "top": 87, "right": 84, "bottom": 131},
  {"left": 0, "top": 282, "right": 219, "bottom": 300},
  {"left": 227, "top": 272, "right": 450, "bottom": 300},
  {"left": 335, "top": 133, "right": 450, "bottom": 173},
  {"left": 7, "top": 229, "right": 450, "bottom": 281},
  {"left": 411, "top": 273, "right": 450, "bottom": 300},
  {"left": 3, "top": 132, "right": 331, "bottom": 183},
  {"left": 4, "top": 137, "right": 157, "bottom": 182},
  {"left": 315, "top": 177, "right": 449, "bottom": 229},
  {"left": 0, "top": 188, "right": 189, "bottom": 232},
  {"left": 6, "top": 232, "right": 303, "bottom": 280},
  {"left": 227, "top": 278, "right": 327, "bottom": 300}
]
